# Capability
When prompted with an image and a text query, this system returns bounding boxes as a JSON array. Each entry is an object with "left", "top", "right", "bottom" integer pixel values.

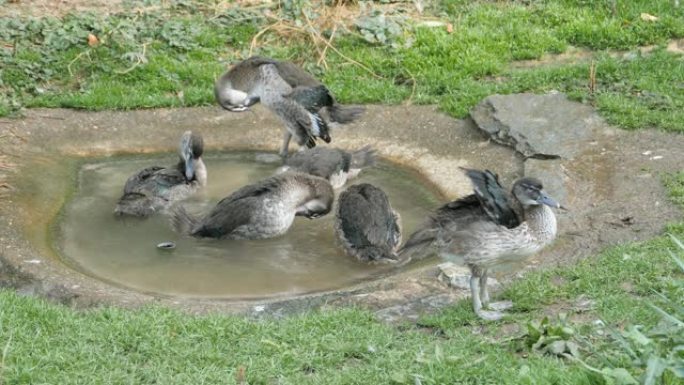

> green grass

[
  {"left": 2, "top": 0, "right": 684, "bottom": 132},
  {"left": 0, "top": 172, "right": 682, "bottom": 384},
  {"left": 1, "top": 3, "right": 683, "bottom": 381},
  {"left": 0, "top": 294, "right": 593, "bottom": 384}
]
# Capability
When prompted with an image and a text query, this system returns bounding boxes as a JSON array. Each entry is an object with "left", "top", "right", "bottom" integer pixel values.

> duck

[
  {"left": 172, "top": 171, "right": 334, "bottom": 240},
  {"left": 114, "top": 131, "right": 206, "bottom": 217},
  {"left": 399, "top": 168, "right": 561, "bottom": 320},
  {"left": 214, "top": 56, "right": 364, "bottom": 157},
  {"left": 335, "top": 183, "right": 402, "bottom": 263},
  {"left": 277, "top": 146, "right": 376, "bottom": 189}
]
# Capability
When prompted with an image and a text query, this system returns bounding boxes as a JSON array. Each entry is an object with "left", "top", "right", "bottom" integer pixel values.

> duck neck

[
  {"left": 194, "top": 158, "right": 207, "bottom": 186},
  {"left": 283, "top": 174, "right": 314, "bottom": 207},
  {"left": 524, "top": 204, "right": 557, "bottom": 245}
]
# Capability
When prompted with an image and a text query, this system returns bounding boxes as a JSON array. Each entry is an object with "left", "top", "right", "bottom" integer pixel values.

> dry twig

[
  {"left": 588, "top": 60, "right": 596, "bottom": 96},
  {"left": 248, "top": 7, "right": 383, "bottom": 79},
  {"left": 116, "top": 43, "right": 150, "bottom": 75},
  {"left": 67, "top": 50, "right": 92, "bottom": 77}
]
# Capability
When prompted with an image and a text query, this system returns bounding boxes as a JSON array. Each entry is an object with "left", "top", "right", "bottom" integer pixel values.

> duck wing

[
  {"left": 286, "top": 85, "right": 335, "bottom": 112},
  {"left": 122, "top": 166, "right": 165, "bottom": 194},
  {"left": 463, "top": 168, "right": 521, "bottom": 228},
  {"left": 275, "top": 61, "right": 364, "bottom": 125},
  {"left": 339, "top": 184, "right": 399, "bottom": 252},
  {"left": 127, "top": 166, "right": 188, "bottom": 197},
  {"left": 190, "top": 176, "right": 283, "bottom": 238},
  {"left": 398, "top": 194, "right": 484, "bottom": 259},
  {"left": 285, "top": 86, "right": 333, "bottom": 142},
  {"left": 252, "top": 64, "right": 323, "bottom": 147}
]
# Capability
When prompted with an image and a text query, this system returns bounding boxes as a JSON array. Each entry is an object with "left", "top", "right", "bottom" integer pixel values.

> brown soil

[
  {"left": 0, "top": 102, "right": 682, "bottom": 322},
  {"left": 0, "top": 0, "right": 124, "bottom": 17}
]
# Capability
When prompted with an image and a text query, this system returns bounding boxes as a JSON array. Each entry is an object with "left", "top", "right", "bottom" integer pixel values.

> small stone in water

[{"left": 156, "top": 242, "right": 176, "bottom": 250}]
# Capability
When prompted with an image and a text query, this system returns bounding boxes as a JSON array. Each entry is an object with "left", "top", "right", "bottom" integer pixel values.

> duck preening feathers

[
  {"left": 172, "top": 171, "right": 334, "bottom": 240},
  {"left": 399, "top": 168, "right": 561, "bottom": 320},
  {"left": 114, "top": 131, "right": 206, "bottom": 217},
  {"left": 214, "top": 56, "right": 365, "bottom": 156},
  {"left": 335, "top": 183, "right": 402, "bottom": 263}
]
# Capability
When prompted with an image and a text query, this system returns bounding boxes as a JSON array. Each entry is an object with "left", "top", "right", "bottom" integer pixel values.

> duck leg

[
  {"left": 472, "top": 267, "right": 508, "bottom": 321},
  {"left": 470, "top": 272, "right": 483, "bottom": 315},
  {"left": 279, "top": 131, "right": 292, "bottom": 158},
  {"left": 480, "top": 269, "right": 513, "bottom": 314},
  {"left": 479, "top": 269, "right": 490, "bottom": 306}
]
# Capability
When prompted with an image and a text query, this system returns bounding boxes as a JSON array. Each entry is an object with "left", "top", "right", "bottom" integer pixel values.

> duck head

[
  {"left": 214, "top": 69, "right": 260, "bottom": 112},
  {"left": 179, "top": 131, "right": 205, "bottom": 182},
  {"left": 512, "top": 177, "right": 561, "bottom": 208},
  {"left": 295, "top": 175, "right": 335, "bottom": 219}
]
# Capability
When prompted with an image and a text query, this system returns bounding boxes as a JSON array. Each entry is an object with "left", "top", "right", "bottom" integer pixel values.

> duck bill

[
  {"left": 538, "top": 192, "right": 561, "bottom": 209},
  {"left": 184, "top": 157, "right": 195, "bottom": 180},
  {"left": 243, "top": 96, "right": 260, "bottom": 107},
  {"left": 181, "top": 140, "right": 195, "bottom": 180}
]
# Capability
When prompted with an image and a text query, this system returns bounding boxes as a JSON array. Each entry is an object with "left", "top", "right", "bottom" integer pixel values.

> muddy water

[{"left": 55, "top": 152, "right": 443, "bottom": 299}]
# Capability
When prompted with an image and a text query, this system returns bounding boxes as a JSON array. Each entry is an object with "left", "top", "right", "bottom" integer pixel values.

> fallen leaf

[
  {"left": 235, "top": 365, "right": 246, "bottom": 385},
  {"left": 88, "top": 33, "right": 99, "bottom": 46},
  {"left": 640, "top": 13, "right": 659, "bottom": 22}
]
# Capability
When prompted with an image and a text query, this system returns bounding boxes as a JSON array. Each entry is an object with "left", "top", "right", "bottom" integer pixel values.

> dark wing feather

[
  {"left": 260, "top": 90, "right": 318, "bottom": 148},
  {"left": 463, "top": 168, "right": 521, "bottom": 228},
  {"left": 122, "top": 166, "right": 165, "bottom": 193},
  {"left": 122, "top": 163, "right": 189, "bottom": 201},
  {"left": 398, "top": 194, "right": 483, "bottom": 258},
  {"left": 191, "top": 176, "right": 283, "bottom": 238},
  {"left": 214, "top": 175, "right": 282, "bottom": 206},
  {"left": 190, "top": 201, "right": 256, "bottom": 238},
  {"left": 339, "top": 184, "right": 396, "bottom": 250},
  {"left": 285, "top": 86, "right": 333, "bottom": 142},
  {"left": 286, "top": 85, "right": 335, "bottom": 111}
]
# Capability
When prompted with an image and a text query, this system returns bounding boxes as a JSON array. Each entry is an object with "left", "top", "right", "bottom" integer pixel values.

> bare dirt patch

[
  {"left": 511, "top": 39, "right": 684, "bottom": 69},
  {"left": 0, "top": 102, "right": 682, "bottom": 321},
  {"left": 0, "top": 0, "right": 124, "bottom": 18}
]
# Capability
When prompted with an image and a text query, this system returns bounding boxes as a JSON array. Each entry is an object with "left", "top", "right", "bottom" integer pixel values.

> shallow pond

[{"left": 55, "top": 152, "right": 444, "bottom": 299}]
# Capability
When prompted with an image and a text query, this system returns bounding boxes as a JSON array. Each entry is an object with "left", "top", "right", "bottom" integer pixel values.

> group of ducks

[{"left": 113, "top": 56, "right": 562, "bottom": 320}]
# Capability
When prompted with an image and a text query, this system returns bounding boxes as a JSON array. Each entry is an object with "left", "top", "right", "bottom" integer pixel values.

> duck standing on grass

[
  {"left": 172, "top": 172, "right": 334, "bottom": 240},
  {"left": 399, "top": 168, "right": 561, "bottom": 320},
  {"left": 277, "top": 146, "right": 377, "bottom": 189},
  {"left": 114, "top": 131, "right": 206, "bottom": 217},
  {"left": 214, "top": 56, "right": 365, "bottom": 157},
  {"left": 335, "top": 183, "right": 402, "bottom": 263}
]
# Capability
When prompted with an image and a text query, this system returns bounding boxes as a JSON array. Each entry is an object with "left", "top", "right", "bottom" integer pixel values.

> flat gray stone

[
  {"left": 437, "top": 262, "right": 499, "bottom": 290},
  {"left": 524, "top": 158, "right": 567, "bottom": 204},
  {"left": 470, "top": 93, "right": 601, "bottom": 159}
]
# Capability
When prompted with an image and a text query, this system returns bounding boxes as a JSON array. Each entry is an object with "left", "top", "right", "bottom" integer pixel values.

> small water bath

[{"left": 55, "top": 152, "right": 444, "bottom": 299}]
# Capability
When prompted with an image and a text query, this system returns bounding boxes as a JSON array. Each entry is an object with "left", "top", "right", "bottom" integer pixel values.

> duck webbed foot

[
  {"left": 471, "top": 269, "right": 512, "bottom": 321},
  {"left": 488, "top": 301, "right": 513, "bottom": 311},
  {"left": 476, "top": 309, "right": 507, "bottom": 321}
]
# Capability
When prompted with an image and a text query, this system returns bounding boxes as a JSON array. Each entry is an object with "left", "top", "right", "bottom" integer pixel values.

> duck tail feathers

[
  {"left": 397, "top": 227, "right": 439, "bottom": 261},
  {"left": 114, "top": 193, "right": 157, "bottom": 217},
  {"left": 312, "top": 112, "right": 331, "bottom": 143},
  {"left": 171, "top": 205, "right": 199, "bottom": 235},
  {"left": 328, "top": 104, "right": 365, "bottom": 124},
  {"left": 357, "top": 246, "right": 400, "bottom": 264},
  {"left": 350, "top": 145, "right": 377, "bottom": 169}
]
